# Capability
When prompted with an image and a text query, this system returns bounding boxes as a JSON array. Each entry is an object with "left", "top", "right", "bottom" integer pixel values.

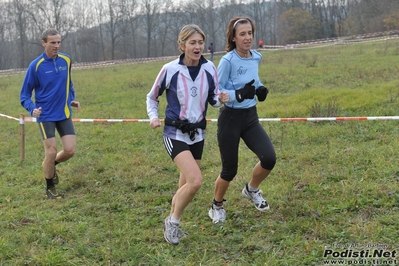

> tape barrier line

[
  {"left": 0, "top": 113, "right": 19, "bottom": 121},
  {"left": 259, "top": 116, "right": 399, "bottom": 122},
  {"left": 3, "top": 113, "right": 399, "bottom": 162},
  {"left": 19, "top": 116, "right": 399, "bottom": 123},
  {"left": 3, "top": 114, "right": 399, "bottom": 124},
  {"left": 23, "top": 117, "right": 156, "bottom": 123}
]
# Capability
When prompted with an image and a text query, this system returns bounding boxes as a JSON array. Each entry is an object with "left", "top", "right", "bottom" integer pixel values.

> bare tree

[
  {"left": 104, "top": 0, "right": 125, "bottom": 60},
  {"left": 68, "top": 0, "right": 96, "bottom": 62},
  {"left": 8, "top": 0, "right": 31, "bottom": 68},
  {"left": 141, "top": 0, "right": 161, "bottom": 58},
  {"left": 267, "top": 0, "right": 279, "bottom": 45},
  {"left": 161, "top": 5, "right": 189, "bottom": 56},
  {"left": 0, "top": 0, "right": 397, "bottom": 70},
  {"left": 120, "top": 0, "right": 140, "bottom": 58},
  {"left": 332, "top": 0, "right": 350, "bottom": 37},
  {"left": 186, "top": 0, "right": 224, "bottom": 54},
  {"left": 217, "top": 0, "right": 240, "bottom": 51},
  {"left": 26, "top": 0, "right": 75, "bottom": 37},
  {"left": 248, "top": 0, "right": 275, "bottom": 46},
  {"left": 0, "top": 2, "right": 10, "bottom": 69},
  {"left": 92, "top": 1, "right": 108, "bottom": 61},
  {"left": 156, "top": 0, "right": 176, "bottom": 56}
]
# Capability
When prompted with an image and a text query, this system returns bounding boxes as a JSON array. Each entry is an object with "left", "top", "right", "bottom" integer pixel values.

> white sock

[
  {"left": 247, "top": 183, "right": 258, "bottom": 192},
  {"left": 170, "top": 215, "right": 180, "bottom": 224}
]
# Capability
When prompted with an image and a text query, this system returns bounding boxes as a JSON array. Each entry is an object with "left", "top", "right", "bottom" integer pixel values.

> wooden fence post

[{"left": 20, "top": 114, "right": 25, "bottom": 161}]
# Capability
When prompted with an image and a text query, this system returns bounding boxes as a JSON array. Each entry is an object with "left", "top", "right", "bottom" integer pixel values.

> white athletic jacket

[{"left": 146, "top": 54, "right": 222, "bottom": 144}]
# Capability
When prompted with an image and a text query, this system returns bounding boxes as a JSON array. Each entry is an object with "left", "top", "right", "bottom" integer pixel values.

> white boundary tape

[
  {"left": 2, "top": 113, "right": 398, "bottom": 161},
  {"left": 258, "top": 116, "right": 399, "bottom": 122},
  {"left": 2, "top": 113, "right": 399, "bottom": 124},
  {"left": 17, "top": 115, "right": 399, "bottom": 123},
  {"left": 0, "top": 113, "right": 19, "bottom": 121}
]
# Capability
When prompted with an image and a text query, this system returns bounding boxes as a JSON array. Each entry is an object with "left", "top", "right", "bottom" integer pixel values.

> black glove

[
  {"left": 256, "top": 86, "right": 269, "bottom": 102},
  {"left": 235, "top": 79, "right": 255, "bottom": 102},
  {"left": 181, "top": 119, "right": 207, "bottom": 134},
  {"left": 170, "top": 119, "right": 190, "bottom": 132}
]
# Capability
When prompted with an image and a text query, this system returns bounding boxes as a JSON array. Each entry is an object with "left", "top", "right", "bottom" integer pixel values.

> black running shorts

[
  {"left": 38, "top": 118, "right": 75, "bottom": 140},
  {"left": 163, "top": 136, "right": 204, "bottom": 161}
]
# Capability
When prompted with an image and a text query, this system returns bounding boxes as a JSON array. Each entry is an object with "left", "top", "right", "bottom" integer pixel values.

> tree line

[{"left": 0, "top": 0, "right": 398, "bottom": 70}]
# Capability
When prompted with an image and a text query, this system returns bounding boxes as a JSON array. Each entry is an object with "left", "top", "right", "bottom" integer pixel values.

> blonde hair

[{"left": 177, "top": 24, "right": 206, "bottom": 52}]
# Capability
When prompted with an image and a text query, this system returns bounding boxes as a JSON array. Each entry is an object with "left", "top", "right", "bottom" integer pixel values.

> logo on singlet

[
  {"left": 237, "top": 66, "right": 248, "bottom": 75},
  {"left": 191, "top": 86, "right": 198, "bottom": 97}
]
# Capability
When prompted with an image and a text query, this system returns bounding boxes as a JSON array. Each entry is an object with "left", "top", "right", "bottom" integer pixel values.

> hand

[
  {"left": 32, "top": 107, "right": 42, "bottom": 118},
  {"left": 71, "top": 101, "right": 81, "bottom": 111},
  {"left": 150, "top": 118, "right": 161, "bottom": 129},
  {"left": 218, "top": 91, "right": 229, "bottom": 104},
  {"left": 235, "top": 79, "right": 255, "bottom": 102},
  {"left": 173, "top": 120, "right": 190, "bottom": 133},
  {"left": 256, "top": 86, "right": 269, "bottom": 102}
]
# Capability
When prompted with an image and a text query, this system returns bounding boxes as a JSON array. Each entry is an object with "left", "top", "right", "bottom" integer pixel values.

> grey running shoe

[
  {"left": 46, "top": 187, "right": 62, "bottom": 199},
  {"left": 242, "top": 183, "right": 270, "bottom": 211},
  {"left": 208, "top": 205, "right": 226, "bottom": 224},
  {"left": 163, "top": 216, "right": 184, "bottom": 245}
]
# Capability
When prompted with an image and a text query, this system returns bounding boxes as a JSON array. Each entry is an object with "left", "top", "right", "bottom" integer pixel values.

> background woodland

[{"left": 1, "top": 0, "right": 399, "bottom": 70}]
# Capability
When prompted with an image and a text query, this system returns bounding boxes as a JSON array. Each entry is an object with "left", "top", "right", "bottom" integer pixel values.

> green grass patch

[{"left": 1, "top": 40, "right": 399, "bottom": 265}]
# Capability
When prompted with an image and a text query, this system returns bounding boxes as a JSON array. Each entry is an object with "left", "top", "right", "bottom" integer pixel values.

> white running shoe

[
  {"left": 208, "top": 204, "right": 226, "bottom": 224},
  {"left": 242, "top": 183, "right": 270, "bottom": 211},
  {"left": 163, "top": 216, "right": 184, "bottom": 245}
]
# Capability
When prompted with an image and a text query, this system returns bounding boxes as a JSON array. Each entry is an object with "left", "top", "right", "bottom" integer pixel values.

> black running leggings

[{"left": 217, "top": 105, "right": 276, "bottom": 181}]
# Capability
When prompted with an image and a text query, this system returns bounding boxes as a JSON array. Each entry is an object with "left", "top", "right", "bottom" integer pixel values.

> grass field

[{"left": 1, "top": 39, "right": 399, "bottom": 265}]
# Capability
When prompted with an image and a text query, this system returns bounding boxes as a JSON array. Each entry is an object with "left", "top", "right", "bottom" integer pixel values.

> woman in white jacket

[{"left": 146, "top": 24, "right": 229, "bottom": 245}]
